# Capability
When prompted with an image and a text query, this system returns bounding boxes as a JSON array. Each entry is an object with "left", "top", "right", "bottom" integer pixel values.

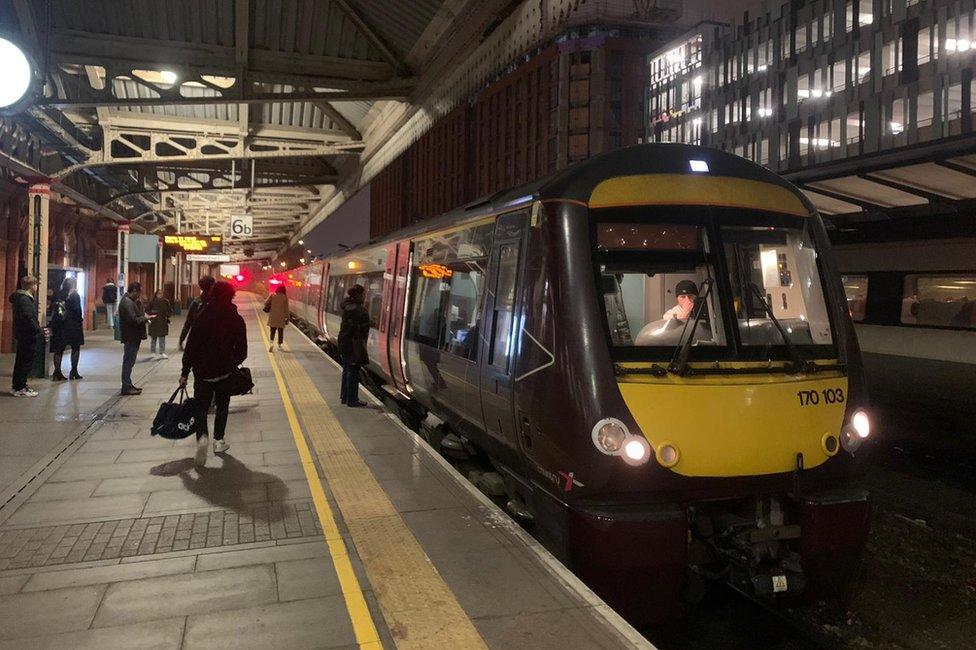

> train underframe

[{"left": 306, "top": 325, "right": 870, "bottom": 626}]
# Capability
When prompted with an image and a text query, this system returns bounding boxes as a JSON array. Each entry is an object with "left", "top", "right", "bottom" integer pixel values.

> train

[
  {"left": 835, "top": 237, "right": 976, "bottom": 449},
  {"left": 277, "top": 144, "right": 873, "bottom": 624}
]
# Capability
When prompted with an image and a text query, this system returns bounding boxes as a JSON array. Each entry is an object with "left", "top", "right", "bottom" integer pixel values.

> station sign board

[
  {"left": 163, "top": 234, "right": 223, "bottom": 254},
  {"left": 230, "top": 215, "right": 253, "bottom": 238}
]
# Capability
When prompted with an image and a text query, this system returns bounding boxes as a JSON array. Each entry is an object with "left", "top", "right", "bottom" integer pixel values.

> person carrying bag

[
  {"left": 179, "top": 280, "right": 247, "bottom": 466},
  {"left": 151, "top": 387, "right": 201, "bottom": 440}
]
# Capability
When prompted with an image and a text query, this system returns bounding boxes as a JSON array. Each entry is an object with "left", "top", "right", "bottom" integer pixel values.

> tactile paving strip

[
  {"left": 275, "top": 351, "right": 488, "bottom": 649},
  {"left": 0, "top": 501, "right": 320, "bottom": 570}
]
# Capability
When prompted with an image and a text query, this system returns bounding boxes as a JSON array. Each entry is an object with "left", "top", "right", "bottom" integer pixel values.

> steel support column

[
  {"left": 115, "top": 223, "right": 130, "bottom": 341},
  {"left": 27, "top": 182, "right": 50, "bottom": 378}
]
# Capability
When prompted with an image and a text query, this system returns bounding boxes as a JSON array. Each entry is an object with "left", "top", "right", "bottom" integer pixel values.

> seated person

[
  {"left": 662, "top": 280, "right": 698, "bottom": 320},
  {"left": 634, "top": 280, "right": 711, "bottom": 346}
]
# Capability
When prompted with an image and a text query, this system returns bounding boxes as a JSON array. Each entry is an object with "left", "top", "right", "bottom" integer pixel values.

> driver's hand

[{"left": 178, "top": 375, "right": 188, "bottom": 388}]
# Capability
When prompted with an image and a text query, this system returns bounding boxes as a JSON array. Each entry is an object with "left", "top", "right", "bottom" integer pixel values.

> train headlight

[
  {"left": 591, "top": 419, "right": 651, "bottom": 465},
  {"left": 840, "top": 425, "right": 862, "bottom": 453},
  {"left": 592, "top": 418, "right": 627, "bottom": 455},
  {"left": 852, "top": 410, "right": 871, "bottom": 439},
  {"left": 623, "top": 438, "right": 651, "bottom": 465}
]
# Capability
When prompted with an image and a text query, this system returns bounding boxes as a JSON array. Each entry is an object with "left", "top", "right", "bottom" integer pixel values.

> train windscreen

[
  {"left": 594, "top": 210, "right": 837, "bottom": 363},
  {"left": 722, "top": 224, "right": 833, "bottom": 346}
]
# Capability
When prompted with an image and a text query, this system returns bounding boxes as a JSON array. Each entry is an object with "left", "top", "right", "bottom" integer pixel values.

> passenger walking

[
  {"left": 264, "top": 285, "right": 289, "bottom": 351},
  {"left": 338, "top": 284, "right": 370, "bottom": 407},
  {"left": 118, "top": 282, "right": 153, "bottom": 395},
  {"left": 9, "top": 275, "right": 42, "bottom": 397},
  {"left": 101, "top": 278, "right": 117, "bottom": 328},
  {"left": 178, "top": 275, "right": 215, "bottom": 351},
  {"left": 179, "top": 280, "right": 247, "bottom": 465},
  {"left": 50, "top": 276, "right": 85, "bottom": 381},
  {"left": 147, "top": 289, "right": 172, "bottom": 359}
]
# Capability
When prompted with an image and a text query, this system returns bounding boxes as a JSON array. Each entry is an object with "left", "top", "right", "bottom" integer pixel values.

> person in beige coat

[{"left": 263, "top": 285, "right": 290, "bottom": 351}]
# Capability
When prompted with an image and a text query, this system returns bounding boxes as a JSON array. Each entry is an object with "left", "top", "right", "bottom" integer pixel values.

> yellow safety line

[
  {"left": 254, "top": 303, "right": 382, "bottom": 649},
  {"left": 253, "top": 302, "right": 487, "bottom": 649}
]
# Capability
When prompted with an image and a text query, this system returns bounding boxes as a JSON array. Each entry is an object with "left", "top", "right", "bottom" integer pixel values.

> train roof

[{"left": 350, "top": 143, "right": 815, "bottom": 254}]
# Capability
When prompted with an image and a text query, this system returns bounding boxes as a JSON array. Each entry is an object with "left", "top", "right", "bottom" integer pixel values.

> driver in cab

[{"left": 663, "top": 280, "right": 698, "bottom": 320}]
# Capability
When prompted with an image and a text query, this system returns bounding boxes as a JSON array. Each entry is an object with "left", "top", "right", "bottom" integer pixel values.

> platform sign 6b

[{"left": 230, "top": 215, "right": 253, "bottom": 238}]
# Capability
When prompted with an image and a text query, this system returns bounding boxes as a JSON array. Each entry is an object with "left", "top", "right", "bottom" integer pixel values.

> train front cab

[{"left": 516, "top": 146, "right": 873, "bottom": 623}]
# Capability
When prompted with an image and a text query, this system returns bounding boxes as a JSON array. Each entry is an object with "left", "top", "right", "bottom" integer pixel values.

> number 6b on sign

[{"left": 230, "top": 215, "right": 253, "bottom": 238}]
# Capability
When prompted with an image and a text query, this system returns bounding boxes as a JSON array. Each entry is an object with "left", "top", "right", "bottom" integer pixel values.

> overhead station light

[
  {"left": 160, "top": 70, "right": 178, "bottom": 84},
  {"left": 0, "top": 38, "right": 35, "bottom": 112}
]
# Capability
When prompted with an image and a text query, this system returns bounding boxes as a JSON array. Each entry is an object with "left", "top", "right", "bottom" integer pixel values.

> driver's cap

[{"left": 675, "top": 280, "right": 699, "bottom": 296}]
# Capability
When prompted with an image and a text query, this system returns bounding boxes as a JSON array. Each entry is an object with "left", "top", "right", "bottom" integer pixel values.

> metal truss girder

[
  {"left": 40, "top": 68, "right": 415, "bottom": 109},
  {"left": 56, "top": 134, "right": 360, "bottom": 181}
]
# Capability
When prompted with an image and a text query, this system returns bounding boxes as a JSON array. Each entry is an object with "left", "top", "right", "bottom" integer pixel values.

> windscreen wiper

[
  {"left": 668, "top": 278, "right": 713, "bottom": 376},
  {"left": 748, "top": 283, "right": 812, "bottom": 373}
]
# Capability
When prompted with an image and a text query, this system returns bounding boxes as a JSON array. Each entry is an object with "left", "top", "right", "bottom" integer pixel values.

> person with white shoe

[
  {"left": 9, "top": 275, "right": 43, "bottom": 397},
  {"left": 147, "top": 289, "right": 172, "bottom": 360},
  {"left": 179, "top": 281, "right": 247, "bottom": 465}
]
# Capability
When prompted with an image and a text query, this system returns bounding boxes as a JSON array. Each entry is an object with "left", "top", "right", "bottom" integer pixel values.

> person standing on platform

[
  {"left": 102, "top": 278, "right": 117, "bottom": 328},
  {"left": 338, "top": 284, "right": 370, "bottom": 407},
  {"left": 178, "top": 275, "right": 215, "bottom": 351},
  {"left": 9, "top": 275, "right": 42, "bottom": 397},
  {"left": 118, "top": 282, "right": 153, "bottom": 396},
  {"left": 147, "top": 289, "right": 172, "bottom": 360},
  {"left": 50, "top": 276, "right": 85, "bottom": 381},
  {"left": 263, "top": 285, "right": 289, "bottom": 351},
  {"left": 179, "top": 280, "right": 247, "bottom": 465}
]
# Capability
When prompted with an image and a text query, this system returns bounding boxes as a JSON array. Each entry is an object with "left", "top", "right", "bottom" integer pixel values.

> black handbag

[
  {"left": 226, "top": 366, "right": 254, "bottom": 396},
  {"left": 150, "top": 387, "right": 201, "bottom": 440}
]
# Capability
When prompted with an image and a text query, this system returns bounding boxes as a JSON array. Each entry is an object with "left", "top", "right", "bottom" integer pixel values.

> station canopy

[{"left": 0, "top": 0, "right": 522, "bottom": 260}]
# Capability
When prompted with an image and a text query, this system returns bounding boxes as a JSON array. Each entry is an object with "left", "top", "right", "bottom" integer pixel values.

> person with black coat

[
  {"left": 178, "top": 275, "right": 215, "bottom": 351},
  {"left": 337, "top": 284, "right": 371, "bottom": 407},
  {"left": 102, "top": 278, "right": 117, "bottom": 328},
  {"left": 118, "top": 282, "right": 153, "bottom": 395},
  {"left": 179, "top": 280, "right": 247, "bottom": 465},
  {"left": 9, "top": 275, "right": 42, "bottom": 397},
  {"left": 50, "top": 276, "right": 85, "bottom": 381}
]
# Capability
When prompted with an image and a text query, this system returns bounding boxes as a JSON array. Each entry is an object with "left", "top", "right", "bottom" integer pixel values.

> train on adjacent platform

[
  {"left": 834, "top": 237, "right": 976, "bottom": 446},
  {"left": 277, "top": 144, "right": 873, "bottom": 624}
]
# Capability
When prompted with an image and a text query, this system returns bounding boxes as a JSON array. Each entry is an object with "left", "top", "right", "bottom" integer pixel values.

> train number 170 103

[{"left": 796, "top": 388, "right": 845, "bottom": 406}]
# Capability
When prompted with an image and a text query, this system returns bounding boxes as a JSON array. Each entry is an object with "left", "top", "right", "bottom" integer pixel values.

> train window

[
  {"left": 363, "top": 272, "right": 384, "bottom": 326},
  {"left": 901, "top": 275, "right": 976, "bottom": 329},
  {"left": 841, "top": 275, "right": 869, "bottom": 322},
  {"left": 722, "top": 225, "right": 833, "bottom": 346},
  {"left": 490, "top": 244, "right": 520, "bottom": 370},
  {"left": 407, "top": 259, "right": 485, "bottom": 360}
]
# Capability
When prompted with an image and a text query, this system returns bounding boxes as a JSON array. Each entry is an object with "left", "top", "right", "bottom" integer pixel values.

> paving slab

[
  {"left": 0, "top": 618, "right": 186, "bottom": 650},
  {"left": 0, "top": 584, "right": 106, "bottom": 640},
  {"left": 182, "top": 596, "right": 357, "bottom": 649},
  {"left": 92, "top": 564, "right": 277, "bottom": 627}
]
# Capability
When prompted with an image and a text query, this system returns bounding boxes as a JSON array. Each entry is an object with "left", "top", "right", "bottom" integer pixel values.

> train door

[
  {"left": 478, "top": 211, "right": 527, "bottom": 458},
  {"left": 389, "top": 241, "right": 411, "bottom": 393},
  {"left": 378, "top": 243, "right": 397, "bottom": 381}
]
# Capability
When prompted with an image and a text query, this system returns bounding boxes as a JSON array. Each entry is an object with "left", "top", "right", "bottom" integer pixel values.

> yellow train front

[
  {"left": 304, "top": 143, "right": 872, "bottom": 626},
  {"left": 507, "top": 144, "right": 871, "bottom": 624}
]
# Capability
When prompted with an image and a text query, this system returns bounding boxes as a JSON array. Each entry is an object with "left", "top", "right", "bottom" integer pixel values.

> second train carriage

[{"left": 281, "top": 144, "right": 873, "bottom": 622}]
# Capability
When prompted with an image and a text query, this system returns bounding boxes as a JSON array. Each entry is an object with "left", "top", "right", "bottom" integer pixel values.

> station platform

[{"left": 0, "top": 295, "right": 650, "bottom": 649}]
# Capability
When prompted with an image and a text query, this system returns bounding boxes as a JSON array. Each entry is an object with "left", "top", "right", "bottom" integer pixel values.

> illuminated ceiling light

[
  {"left": 0, "top": 38, "right": 34, "bottom": 111},
  {"left": 279, "top": 261, "right": 286, "bottom": 267},
  {"left": 689, "top": 159, "right": 709, "bottom": 173},
  {"left": 160, "top": 70, "right": 178, "bottom": 84},
  {"left": 298, "top": 239, "right": 304, "bottom": 245}
]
